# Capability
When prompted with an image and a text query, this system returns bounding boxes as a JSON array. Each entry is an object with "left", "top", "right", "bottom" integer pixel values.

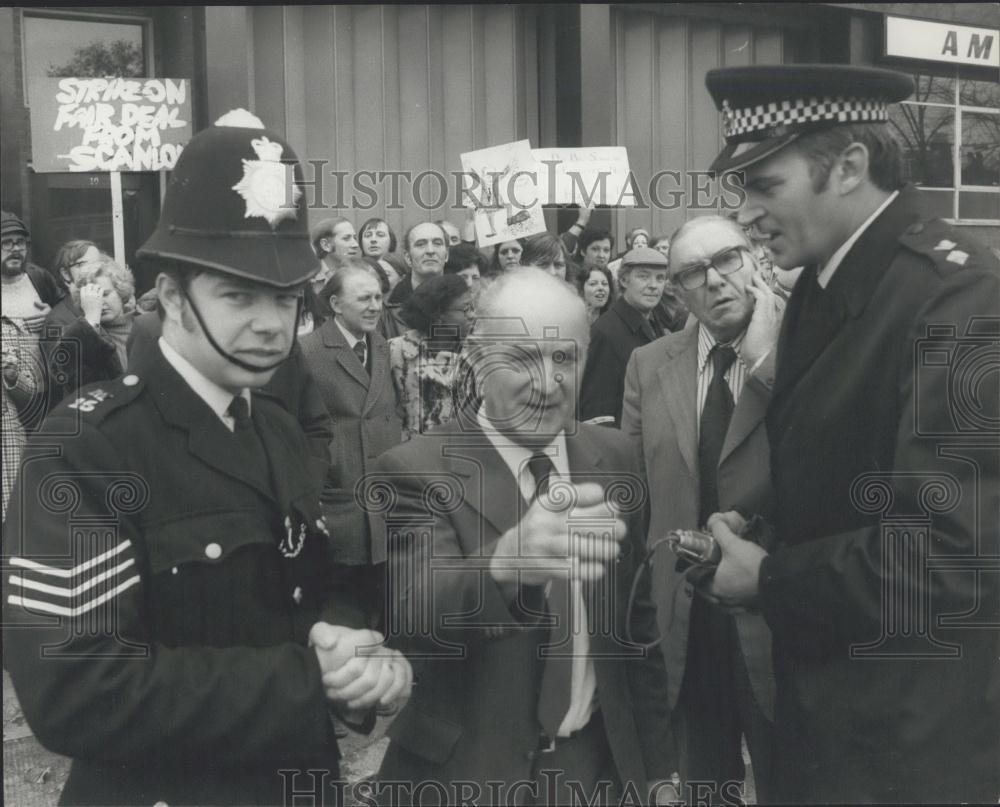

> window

[
  {"left": 889, "top": 71, "right": 1000, "bottom": 224},
  {"left": 22, "top": 12, "right": 149, "bottom": 104},
  {"left": 21, "top": 11, "right": 160, "bottom": 279}
]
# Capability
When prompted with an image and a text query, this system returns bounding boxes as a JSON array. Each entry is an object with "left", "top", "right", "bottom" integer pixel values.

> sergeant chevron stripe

[{"left": 7, "top": 539, "right": 141, "bottom": 618}]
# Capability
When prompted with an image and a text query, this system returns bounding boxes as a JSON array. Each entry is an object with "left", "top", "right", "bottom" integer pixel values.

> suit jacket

[
  {"left": 760, "top": 186, "right": 1000, "bottom": 802},
  {"left": 621, "top": 319, "right": 776, "bottom": 721},
  {"left": 580, "top": 297, "right": 661, "bottom": 426},
  {"left": 301, "top": 318, "right": 402, "bottom": 565},
  {"left": 127, "top": 311, "right": 333, "bottom": 463},
  {"left": 3, "top": 343, "right": 360, "bottom": 806},
  {"left": 371, "top": 420, "right": 674, "bottom": 802}
]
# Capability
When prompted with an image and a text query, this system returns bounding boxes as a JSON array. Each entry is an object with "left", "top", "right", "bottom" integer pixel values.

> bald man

[{"left": 367, "top": 268, "right": 678, "bottom": 806}]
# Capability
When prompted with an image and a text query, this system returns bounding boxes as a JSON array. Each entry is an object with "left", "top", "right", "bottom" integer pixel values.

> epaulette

[
  {"left": 54, "top": 372, "right": 145, "bottom": 423},
  {"left": 898, "top": 218, "right": 999, "bottom": 279}
]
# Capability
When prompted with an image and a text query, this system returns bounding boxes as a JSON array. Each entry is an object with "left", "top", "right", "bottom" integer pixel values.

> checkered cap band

[{"left": 722, "top": 96, "right": 888, "bottom": 141}]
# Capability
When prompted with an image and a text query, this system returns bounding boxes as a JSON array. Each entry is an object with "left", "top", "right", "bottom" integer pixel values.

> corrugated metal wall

[
  {"left": 236, "top": 5, "right": 539, "bottom": 234},
  {"left": 613, "top": 9, "right": 791, "bottom": 242}
]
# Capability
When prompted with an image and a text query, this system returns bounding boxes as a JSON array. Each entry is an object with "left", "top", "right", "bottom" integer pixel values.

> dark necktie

[
  {"left": 641, "top": 315, "right": 662, "bottom": 343},
  {"left": 530, "top": 451, "right": 573, "bottom": 741},
  {"left": 698, "top": 345, "right": 737, "bottom": 525},
  {"left": 227, "top": 395, "right": 270, "bottom": 487},
  {"left": 352, "top": 338, "right": 368, "bottom": 374}
]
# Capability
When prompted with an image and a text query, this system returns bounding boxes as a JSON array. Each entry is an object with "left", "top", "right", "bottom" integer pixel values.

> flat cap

[
  {"left": 705, "top": 64, "right": 914, "bottom": 173},
  {"left": 621, "top": 246, "right": 669, "bottom": 268}
]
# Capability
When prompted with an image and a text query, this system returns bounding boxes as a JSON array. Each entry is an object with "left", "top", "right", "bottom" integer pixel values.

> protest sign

[
  {"left": 532, "top": 147, "right": 634, "bottom": 206},
  {"left": 460, "top": 140, "right": 547, "bottom": 248},
  {"left": 29, "top": 77, "right": 192, "bottom": 173}
]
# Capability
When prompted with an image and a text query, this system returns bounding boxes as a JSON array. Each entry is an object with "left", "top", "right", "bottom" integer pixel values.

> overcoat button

[
  {"left": 123, "top": 374, "right": 139, "bottom": 386},
  {"left": 907, "top": 222, "right": 924, "bottom": 234},
  {"left": 205, "top": 542, "right": 222, "bottom": 560}
]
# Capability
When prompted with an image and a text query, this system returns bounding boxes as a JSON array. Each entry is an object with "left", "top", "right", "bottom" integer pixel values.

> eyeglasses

[
  {"left": 1, "top": 237, "right": 29, "bottom": 251},
  {"left": 672, "top": 246, "right": 746, "bottom": 290}
]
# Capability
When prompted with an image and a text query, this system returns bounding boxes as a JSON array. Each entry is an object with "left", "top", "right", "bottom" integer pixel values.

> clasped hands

[
  {"left": 308, "top": 623, "right": 413, "bottom": 722},
  {"left": 490, "top": 482, "right": 624, "bottom": 587}
]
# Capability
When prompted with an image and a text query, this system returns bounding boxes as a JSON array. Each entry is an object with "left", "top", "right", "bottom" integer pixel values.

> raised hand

[
  {"left": 490, "top": 481, "right": 625, "bottom": 586},
  {"left": 79, "top": 283, "right": 105, "bottom": 326}
]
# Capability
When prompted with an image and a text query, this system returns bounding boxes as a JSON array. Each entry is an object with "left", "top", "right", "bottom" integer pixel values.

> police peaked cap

[
  {"left": 705, "top": 64, "right": 915, "bottom": 173},
  {"left": 138, "top": 109, "right": 317, "bottom": 289}
]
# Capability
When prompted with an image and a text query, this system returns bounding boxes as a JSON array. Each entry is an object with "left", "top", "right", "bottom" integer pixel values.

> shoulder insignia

[
  {"left": 898, "top": 218, "right": 998, "bottom": 279},
  {"left": 58, "top": 374, "right": 145, "bottom": 421}
]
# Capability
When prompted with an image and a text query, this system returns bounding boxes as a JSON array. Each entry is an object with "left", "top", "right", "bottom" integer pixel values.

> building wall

[
  {"left": 205, "top": 4, "right": 540, "bottom": 238},
  {"left": 611, "top": 7, "right": 814, "bottom": 241}
]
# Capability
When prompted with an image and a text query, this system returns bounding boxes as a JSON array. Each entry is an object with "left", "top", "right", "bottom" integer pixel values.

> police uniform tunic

[
  {"left": 3, "top": 342, "right": 364, "bottom": 806},
  {"left": 759, "top": 185, "right": 1000, "bottom": 802}
]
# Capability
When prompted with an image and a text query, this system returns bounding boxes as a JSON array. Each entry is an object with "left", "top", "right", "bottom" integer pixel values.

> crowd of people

[{"left": 1, "top": 63, "right": 998, "bottom": 807}]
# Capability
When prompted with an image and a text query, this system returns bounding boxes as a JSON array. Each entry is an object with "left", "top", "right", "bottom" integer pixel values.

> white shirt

[
  {"left": 817, "top": 190, "right": 899, "bottom": 289},
  {"left": 335, "top": 318, "right": 367, "bottom": 366},
  {"left": 158, "top": 337, "right": 250, "bottom": 432},
  {"left": 476, "top": 409, "right": 598, "bottom": 737},
  {"left": 696, "top": 326, "right": 749, "bottom": 439}
]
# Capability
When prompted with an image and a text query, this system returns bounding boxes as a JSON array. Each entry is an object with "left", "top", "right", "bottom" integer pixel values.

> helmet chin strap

[{"left": 181, "top": 287, "right": 300, "bottom": 374}]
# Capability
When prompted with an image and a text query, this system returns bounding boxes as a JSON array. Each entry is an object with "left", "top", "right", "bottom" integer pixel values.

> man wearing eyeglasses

[
  {"left": 621, "top": 214, "right": 783, "bottom": 803},
  {"left": 1, "top": 212, "right": 59, "bottom": 334}
]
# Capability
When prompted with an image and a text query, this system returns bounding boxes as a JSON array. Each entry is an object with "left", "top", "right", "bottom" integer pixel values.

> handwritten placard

[
  {"left": 460, "top": 140, "right": 548, "bottom": 248},
  {"left": 531, "top": 147, "right": 634, "bottom": 206},
  {"left": 29, "top": 77, "right": 193, "bottom": 173}
]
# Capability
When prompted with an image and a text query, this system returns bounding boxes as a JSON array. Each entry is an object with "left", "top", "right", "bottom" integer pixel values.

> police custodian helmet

[
  {"left": 137, "top": 109, "right": 317, "bottom": 289},
  {"left": 705, "top": 64, "right": 915, "bottom": 173}
]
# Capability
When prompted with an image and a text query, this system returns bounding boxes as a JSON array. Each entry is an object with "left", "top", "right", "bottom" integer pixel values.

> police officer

[
  {"left": 3, "top": 110, "right": 412, "bottom": 806},
  {"left": 694, "top": 66, "right": 1000, "bottom": 802}
]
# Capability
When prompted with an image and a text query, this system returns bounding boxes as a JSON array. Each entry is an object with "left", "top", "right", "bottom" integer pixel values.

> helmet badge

[{"left": 231, "top": 136, "right": 303, "bottom": 229}]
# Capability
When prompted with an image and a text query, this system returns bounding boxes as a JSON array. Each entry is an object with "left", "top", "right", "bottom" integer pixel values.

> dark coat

[
  {"left": 25, "top": 263, "right": 63, "bottom": 308},
  {"left": 580, "top": 297, "right": 662, "bottom": 427},
  {"left": 760, "top": 186, "right": 1000, "bottom": 803},
  {"left": 300, "top": 318, "right": 403, "bottom": 565},
  {"left": 372, "top": 420, "right": 675, "bottom": 801},
  {"left": 3, "top": 343, "right": 364, "bottom": 806},
  {"left": 126, "top": 310, "right": 334, "bottom": 462},
  {"left": 379, "top": 273, "right": 412, "bottom": 342},
  {"left": 47, "top": 317, "right": 127, "bottom": 408},
  {"left": 622, "top": 320, "right": 776, "bottom": 721}
]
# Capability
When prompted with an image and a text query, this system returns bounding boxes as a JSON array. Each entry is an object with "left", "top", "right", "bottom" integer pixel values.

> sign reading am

[
  {"left": 29, "top": 77, "right": 193, "bottom": 173},
  {"left": 886, "top": 16, "right": 999, "bottom": 69}
]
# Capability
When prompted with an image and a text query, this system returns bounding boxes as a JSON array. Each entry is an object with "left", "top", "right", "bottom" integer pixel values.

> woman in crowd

[
  {"left": 577, "top": 263, "right": 614, "bottom": 326},
  {"left": 487, "top": 238, "right": 524, "bottom": 276},
  {"left": 49, "top": 255, "right": 136, "bottom": 404},
  {"left": 520, "top": 233, "right": 574, "bottom": 281},
  {"left": 359, "top": 217, "right": 406, "bottom": 291},
  {"left": 650, "top": 234, "right": 671, "bottom": 260},
  {"left": 574, "top": 228, "right": 614, "bottom": 276},
  {"left": 320, "top": 216, "right": 361, "bottom": 259},
  {"left": 388, "top": 274, "right": 475, "bottom": 441}
]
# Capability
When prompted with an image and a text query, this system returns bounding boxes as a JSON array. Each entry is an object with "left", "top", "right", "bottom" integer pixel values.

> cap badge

[{"left": 231, "top": 136, "right": 303, "bottom": 229}]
